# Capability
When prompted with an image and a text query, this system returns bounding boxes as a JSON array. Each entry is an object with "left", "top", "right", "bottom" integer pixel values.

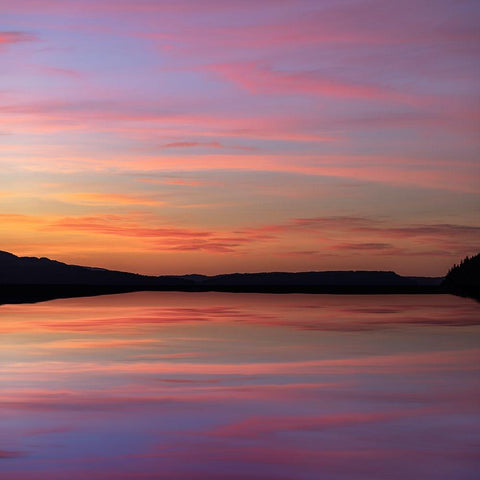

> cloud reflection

[{"left": 0, "top": 292, "right": 479, "bottom": 479}]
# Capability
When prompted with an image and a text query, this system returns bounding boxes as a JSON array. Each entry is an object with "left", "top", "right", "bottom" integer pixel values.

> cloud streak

[{"left": 0, "top": 31, "right": 35, "bottom": 48}]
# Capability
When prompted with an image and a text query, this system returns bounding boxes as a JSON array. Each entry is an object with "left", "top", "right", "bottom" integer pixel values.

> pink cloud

[
  {"left": 137, "top": 177, "right": 221, "bottom": 187},
  {"left": 0, "top": 31, "right": 35, "bottom": 48},
  {"left": 0, "top": 449, "right": 23, "bottom": 458},
  {"left": 208, "top": 62, "right": 415, "bottom": 103},
  {"left": 5, "top": 349, "right": 479, "bottom": 378},
  {"left": 239, "top": 216, "right": 480, "bottom": 256},
  {"left": 210, "top": 409, "right": 430, "bottom": 439},
  {"left": 59, "top": 192, "right": 165, "bottom": 206},
  {"left": 48, "top": 215, "right": 214, "bottom": 239},
  {"left": 332, "top": 242, "right": 394, "bottom": 251},
  {"left": 158, "top": 141, "right": 256, "bottom": 151},
  {"left": 0, "top": 99, "right": 333, "bottom": 142},
  {"left": 160, "top": 141, "right": 224, "bottom": 149}
]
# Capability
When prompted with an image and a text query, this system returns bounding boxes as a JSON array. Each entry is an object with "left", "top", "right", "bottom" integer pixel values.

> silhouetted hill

[
  {"left": 0, "top": 250, "right": 444, "bottom": 304},
  {"left": 0, "top": 250, "right": 190, "bottom": 287},
  {"left": 443, "top": 254, "right": 480, "bottom": 299},
  {"left": 0, "top": 250, "right": 192, "bottom": 303},
  {"left": 189, "top": 271, "right": 443, "bottom": 290}
]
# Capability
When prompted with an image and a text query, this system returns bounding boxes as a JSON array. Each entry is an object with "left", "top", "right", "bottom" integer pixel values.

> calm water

[{"left": 0, "top": 292, "right": 479, "bottom": 480}]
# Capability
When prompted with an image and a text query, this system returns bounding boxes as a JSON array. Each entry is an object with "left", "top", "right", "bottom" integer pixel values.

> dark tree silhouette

[{"left": 443, "top": 253, "right": 480, "bottom": 299}]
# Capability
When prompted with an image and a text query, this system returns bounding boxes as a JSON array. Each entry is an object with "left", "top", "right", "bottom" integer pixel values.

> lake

[{"left": 1, "top": 292, "right": 479, "bottom": 479}]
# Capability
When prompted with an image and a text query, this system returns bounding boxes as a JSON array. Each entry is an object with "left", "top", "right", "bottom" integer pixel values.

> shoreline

[{"left": 0, "top": 283, "right": 450, "bottom": 305}]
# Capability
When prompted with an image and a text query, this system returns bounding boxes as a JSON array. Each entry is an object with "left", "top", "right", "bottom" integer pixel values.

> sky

[{"left": 0, "top": 0, "right": 479, "bottom": 276}]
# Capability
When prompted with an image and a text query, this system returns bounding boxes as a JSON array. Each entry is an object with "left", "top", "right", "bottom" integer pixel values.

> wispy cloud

[{"left": 0, "top": 31, "right": 35, "bottom": 48}]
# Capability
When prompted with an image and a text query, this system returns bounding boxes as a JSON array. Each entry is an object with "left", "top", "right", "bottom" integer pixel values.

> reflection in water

[{"left": 0, "top": 292, "right": 479, "bottom": 479}]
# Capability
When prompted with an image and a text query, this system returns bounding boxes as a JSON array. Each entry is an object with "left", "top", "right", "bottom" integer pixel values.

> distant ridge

[
  {"left": 0, "top": 250, "right": 445, "bottom": 304},
  {"left": 186, "top": 271, "right": 442, "bottom": 288}
]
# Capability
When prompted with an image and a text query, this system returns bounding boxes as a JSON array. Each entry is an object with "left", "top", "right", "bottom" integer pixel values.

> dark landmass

[
  {"left": 180, "top": 272, "right": 443, "bottom": 297},
  {"left": 0, "top": 250, "right": 191, "bottom": 287},
  {"left": 0, "top": 249, "right": 463, "bottom": 305},
  {"left": 442, "top": 254, "right": 480, "bottom": 300}
]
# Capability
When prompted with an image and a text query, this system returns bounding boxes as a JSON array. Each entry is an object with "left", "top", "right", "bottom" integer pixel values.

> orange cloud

[
  {"left": 137, "top": 177, "right": 221, "bottom": 187},
  {"left": 60, "top": 192, "right": 165, "bottom": 206}
]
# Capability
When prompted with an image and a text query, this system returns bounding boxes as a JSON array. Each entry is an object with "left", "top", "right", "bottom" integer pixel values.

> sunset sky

[{"left": 1, "top": 0, "right": 479, "bottom": 276}]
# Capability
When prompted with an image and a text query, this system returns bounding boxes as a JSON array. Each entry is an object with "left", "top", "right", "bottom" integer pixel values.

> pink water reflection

[{"left": 1, "top": 292, "right": 479, "bottom": 479}]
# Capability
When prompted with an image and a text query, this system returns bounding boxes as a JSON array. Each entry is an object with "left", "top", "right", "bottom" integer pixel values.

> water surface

[{"left": 1, "top": 292, "right": 479, "bottom": 479}]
